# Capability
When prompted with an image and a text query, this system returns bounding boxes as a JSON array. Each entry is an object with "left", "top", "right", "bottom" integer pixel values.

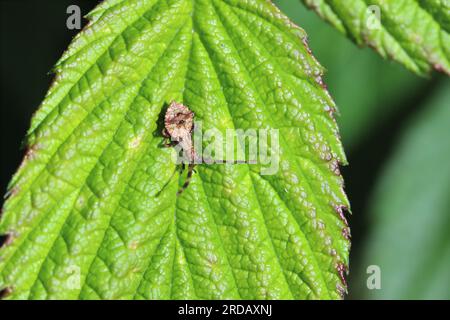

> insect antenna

[
  {"left": 201, "top": 156, "right": 258, "bottom": 165},
  {"left": 155, "top": 167, "right": 178, "bottom": 197}
]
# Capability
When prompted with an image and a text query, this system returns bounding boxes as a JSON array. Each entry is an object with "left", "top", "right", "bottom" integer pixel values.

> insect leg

[
  {"left": 177, "top": 163, "right": 195, "bottom": 196},
  {"left": 162, "top": 139, "right": 178, "bottom": 148}
]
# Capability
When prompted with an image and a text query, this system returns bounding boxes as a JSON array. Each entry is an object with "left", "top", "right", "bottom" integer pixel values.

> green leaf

[
  {"left": 0, "top": 0, "right": 349, "bottom": 300},
  {"left": 275, "top": 0, "right": 426, "bottom": 148},
  {"left": 351, "top": 80, "right": 450, "bottom": 299},
  {"left": 300, "top": 0, "right": 450, "bottom": 76}
]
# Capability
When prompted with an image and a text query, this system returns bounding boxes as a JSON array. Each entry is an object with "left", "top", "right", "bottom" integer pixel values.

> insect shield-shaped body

[
  {"left": 163, "top": 101, "right": 196, "bottom": 163},
  {"left": 162, "top": 102, "right": 197, "bottom": 196}
]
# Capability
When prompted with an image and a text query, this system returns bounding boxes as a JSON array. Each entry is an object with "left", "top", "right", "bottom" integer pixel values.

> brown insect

[
  {"left": 162, "top": 101, "right": 254, "bottom": 196},
  {"left": 162, "top": 101, "right": 198, "bottom": 195}
]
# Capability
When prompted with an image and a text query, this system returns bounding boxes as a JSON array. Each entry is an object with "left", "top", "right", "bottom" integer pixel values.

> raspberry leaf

[{"left": 0, "top": 0, "right": 349, "bottom": 299}]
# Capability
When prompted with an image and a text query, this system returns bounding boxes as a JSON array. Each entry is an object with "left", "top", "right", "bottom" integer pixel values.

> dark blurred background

[{"left": 1, "top": 0, "right": 449, "bottom": 299}]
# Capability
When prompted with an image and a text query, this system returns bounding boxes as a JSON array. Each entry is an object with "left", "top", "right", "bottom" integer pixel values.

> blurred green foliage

[{"left": 354, "top": 81, "right": 450, "bottom": 299}]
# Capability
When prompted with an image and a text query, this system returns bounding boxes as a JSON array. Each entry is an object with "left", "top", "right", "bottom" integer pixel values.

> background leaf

[
  {"left": 0, "top": 0, "right": 349, "bottom": 299},
  {"left": 275, "top": 0, "right": 426, "bottom": 148},
  {"left": 300, "top": 0, "right": 450, "bottom": 76},
  {"left": 351, "top": 80, "right": 450, "bottom": 299}
]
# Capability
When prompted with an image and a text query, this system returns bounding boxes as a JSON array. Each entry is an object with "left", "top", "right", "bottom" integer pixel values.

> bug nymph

[
  {"left": 162, "top": 101, "right": 197, "bottom": 195},
  {"left": 162, "top": 101, "right": 253, "bottom": 195}
]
